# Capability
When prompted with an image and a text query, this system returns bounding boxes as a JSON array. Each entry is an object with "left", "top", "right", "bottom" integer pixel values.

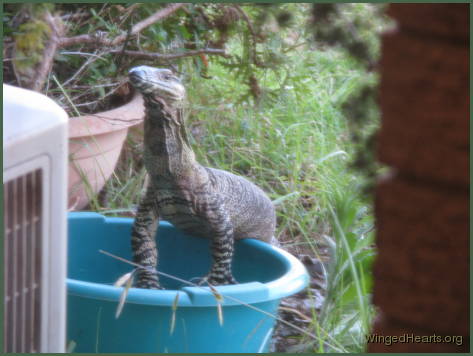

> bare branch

[
  {"left": 129, "top": 3, "right": 186, "bottom": 38},
  {"left": 58, "top": 32, "right": 114, "bottom": 47},
  {"left": 60, "top": 51, "right": 107, "bottom": 59},
  {"left": 58, "top": 3, "right": 187, "bottom": 48},
  {"left": 109, "top": 48, "right": 230, "bottom": 60},
  {"left": 31, "top": 12, "right": 65, "bottom": 92}
]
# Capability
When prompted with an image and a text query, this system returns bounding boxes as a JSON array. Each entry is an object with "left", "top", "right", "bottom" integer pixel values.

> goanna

[{"left": 128, "top": 66, "right": 276, "bottom": 289}]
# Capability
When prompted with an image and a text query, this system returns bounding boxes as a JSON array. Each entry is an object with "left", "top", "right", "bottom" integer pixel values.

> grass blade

[
  {"left": 208, "top": 284, "right": 224, "bottom": 326},
  {"left": 170, "top": 292, "right": 180, "bottom": 335},
  {"left": 115, "top": 274, "right": 133, "bottom": 319},
  {"left": 316, "top": 150, "right": 348, "bottom": 164},
  {"left": 114, "top": 271, "right": 134, "bottom": 287},
  {"left": 328, "top": 205, "right": 368, "bottom": 332},
  {"left": 216, "top": 303, "right": 223, "bottom": 326},
  {"left": 272, "top": 191, "right": 300, "bottom": 206},
  {"left": 66, "top": 340, "right": 77, "bottom": 353}
]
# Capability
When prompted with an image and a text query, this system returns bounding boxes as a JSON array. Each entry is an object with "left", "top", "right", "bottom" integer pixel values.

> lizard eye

[{"left": 163, "top": 74, "right": 172, "bottom": 81}]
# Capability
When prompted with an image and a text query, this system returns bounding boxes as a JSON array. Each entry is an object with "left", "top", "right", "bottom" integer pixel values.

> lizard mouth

[{"left": 128, "top": 66, "right": 185, "bottom": 103}]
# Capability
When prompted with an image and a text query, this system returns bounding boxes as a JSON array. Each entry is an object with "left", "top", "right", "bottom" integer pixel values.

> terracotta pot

[{"left": 68, "top": 94, "right": 144, "bottom": 210}]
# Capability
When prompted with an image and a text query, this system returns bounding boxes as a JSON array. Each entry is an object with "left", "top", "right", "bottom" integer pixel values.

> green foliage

[
  {"left": 317, "top": 195, "right": 375, "bottom": 352},
  {"left": 13, "top": 19, "right": 50, "bottom": 70},
  {"left": 311, "top": 3, "right": 389, "bottom": 66},
  {"left": 311, "top": 3, "right": 392, "bottom": 195}
]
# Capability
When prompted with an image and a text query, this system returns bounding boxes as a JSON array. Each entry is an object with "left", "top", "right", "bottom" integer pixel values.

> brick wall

[{"left": 368, "top": 4, "right": 469, "bottom": 352}]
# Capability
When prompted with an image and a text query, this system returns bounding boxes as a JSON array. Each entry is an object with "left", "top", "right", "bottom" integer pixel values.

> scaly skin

[{"left": 128, "top": 66, "right": 276, "bottom": 289}]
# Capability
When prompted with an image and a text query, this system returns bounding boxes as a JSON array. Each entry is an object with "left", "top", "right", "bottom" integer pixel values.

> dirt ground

[{"left": 271, "top": 247, "right": 329, "bottom": 353}]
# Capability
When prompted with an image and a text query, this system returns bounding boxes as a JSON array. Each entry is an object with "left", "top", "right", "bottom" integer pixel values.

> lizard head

[{"left": 128, "top": 66, "right": 185, "bottom": 106}]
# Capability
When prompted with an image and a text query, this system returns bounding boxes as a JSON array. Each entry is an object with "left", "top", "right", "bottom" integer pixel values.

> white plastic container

[{"left": 3, "top": 84, "right": 68, "bottom": 353}]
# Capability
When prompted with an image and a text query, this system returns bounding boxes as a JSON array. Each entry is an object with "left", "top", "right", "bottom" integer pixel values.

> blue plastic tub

[{"left": 67, "top": 212, "right": 308, "bottom": 353}]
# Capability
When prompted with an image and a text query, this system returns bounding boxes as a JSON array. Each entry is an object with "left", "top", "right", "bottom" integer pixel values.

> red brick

[
  {"left": 373, "top": 251, "right": 469, "bottom": 336},
  {"left": 373, "top": 3, "right": 470, "bottom": 350},
  {"left": 375, "top": 177, "right": 469, "bottom": 250},
  {"left": 368, "top": 313, "right": 469, "bottom": 352},
  {"left": 388, "top": 3, "right": 469, "bottom": 40},
  {"left": 373, "top": 177, "right": 469, "bottom": 336},
  {"left": 378, "top": 30, "right": 469, "bottom": 187}
]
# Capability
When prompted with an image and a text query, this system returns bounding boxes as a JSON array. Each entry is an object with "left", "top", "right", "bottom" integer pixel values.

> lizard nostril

[{"left": 128, "top": 67, "right": 146, "bottom": 79}]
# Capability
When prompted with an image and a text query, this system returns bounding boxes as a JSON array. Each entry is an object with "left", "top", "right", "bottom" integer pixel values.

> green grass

[{"left": 95, "top": 42, "right": 377, "bottom": 352}]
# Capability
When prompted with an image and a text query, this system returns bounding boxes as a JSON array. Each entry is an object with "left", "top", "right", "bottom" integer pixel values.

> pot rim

[{"left": 69, "top": 93, "right": 144, "bottom": 138}]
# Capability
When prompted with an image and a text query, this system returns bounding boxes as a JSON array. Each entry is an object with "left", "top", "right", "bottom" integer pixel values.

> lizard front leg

[
  {"left": 205, "top": 206, "right": 238, "bottom": 286},
  {"left": 131, "top": 186, "right": 161, "bottom": 289}
]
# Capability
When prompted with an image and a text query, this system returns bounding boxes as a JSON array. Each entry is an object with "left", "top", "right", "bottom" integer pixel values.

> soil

[{"left": 270, "top": 246, "right": 330, "bottom": 353}]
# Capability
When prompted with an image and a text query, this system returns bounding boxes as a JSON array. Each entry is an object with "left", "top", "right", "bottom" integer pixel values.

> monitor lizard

[{"left": 128, "top": 66, "right": 276, "bottom": 289}]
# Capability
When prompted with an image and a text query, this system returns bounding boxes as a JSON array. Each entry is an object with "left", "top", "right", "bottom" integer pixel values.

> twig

[
  {"left": 60, "top": 51, "right": 107, "bottom": 59},
  {"left": 86, "top": 114, "right": 142, "bottom": 125},
  {"left": 62, "top": 49, "right": 109, "bottom": 87},
  {"left": 115, "top": 27, "right": 132, "bottom": 73},
  {"left": 59, "top": 3, "right": 186, "bottom": 48},
  {"left": 71, "top": 82, "right": 120, "bottom": 89},
  {"left": 109, "top": 48, "right": 230, "bottom": 60},
  {"left": 61, "top": 12, "right": 89, "bottom": 21},
  {"left": 66, "top": 82, "right": 122, "bottom": 106},
  {"left": 69, "top": 79, "right": 128, "bottom": 111},
  {"left": 118, "top": 3, "right": 141, "bottom": 27},
  {"left": 58, "top": 32, "right": 114, "bottom": 47},
  {"left": 283, "top": 41, "right": 309, "bottom": 54},
  {"left": 231, "top": 4, "right": 258, "bottom": 63},
  {"left": 128, "top": 3, "right": 186, "bottom": 38},
  {"left": 232, "top": 4, "right": 256, "bottom": 38}
]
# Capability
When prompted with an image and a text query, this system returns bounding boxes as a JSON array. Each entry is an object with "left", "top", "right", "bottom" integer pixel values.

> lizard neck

[{"left": 143, "top": 100, "right": 199, "bottom": 182}]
